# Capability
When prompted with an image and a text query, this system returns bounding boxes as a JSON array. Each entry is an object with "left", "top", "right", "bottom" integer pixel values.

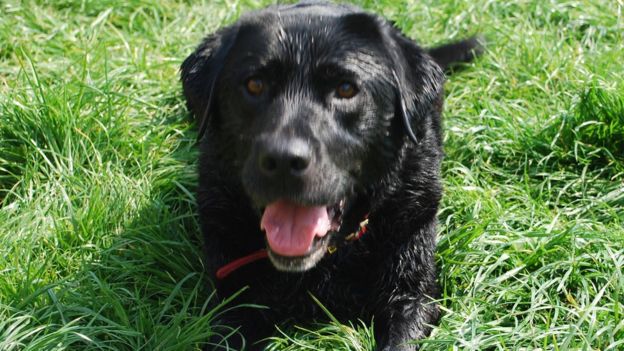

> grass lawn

[{"left": 1, "top": 0, "right": 623, "bottom": 350}]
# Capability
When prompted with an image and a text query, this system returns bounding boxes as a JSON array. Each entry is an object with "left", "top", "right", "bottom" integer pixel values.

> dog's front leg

[
  {"left": 372, "top": 223, "right": 440, "bottom": 351},
  {"left": 207, "top": 307, "right": 273, "bottom": 351},
  {"left": 374, "top": 297, "right": 439, "bottom": 351}
]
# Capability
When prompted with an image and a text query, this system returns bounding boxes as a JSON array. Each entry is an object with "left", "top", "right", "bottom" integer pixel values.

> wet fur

[{"left": 181, "top": 2, "right": 481, "bottom": 350}]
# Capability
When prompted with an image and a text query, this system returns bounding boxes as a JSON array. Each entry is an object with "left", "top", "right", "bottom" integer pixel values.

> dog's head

[{"left": 181, "top": 2, "right": 444, "bottom": 272}]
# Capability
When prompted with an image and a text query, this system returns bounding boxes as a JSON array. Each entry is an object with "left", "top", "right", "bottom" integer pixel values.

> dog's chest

[{"left": 220, "top": 244, "right": 378, "bottom": 323}]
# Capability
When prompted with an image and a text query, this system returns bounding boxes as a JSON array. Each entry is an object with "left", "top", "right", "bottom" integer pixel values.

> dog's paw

[
  {"left": 377, "top": 344, "right": 417, "bottom": 351},
  {"left": 376, "top": 334, "right": 421, "bottom": 351}
]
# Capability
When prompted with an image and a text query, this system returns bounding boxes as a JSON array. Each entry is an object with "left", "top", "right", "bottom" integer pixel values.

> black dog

[{"left": 181, "top": 2, "right": 481, "bottom": 350}]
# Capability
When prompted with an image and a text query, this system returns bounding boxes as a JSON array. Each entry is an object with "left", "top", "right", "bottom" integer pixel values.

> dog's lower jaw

[{"left": 266, "top": 237, "right": 330, "bottom": 272}]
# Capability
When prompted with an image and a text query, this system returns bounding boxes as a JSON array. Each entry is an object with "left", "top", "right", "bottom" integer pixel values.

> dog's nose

[{"left": 257, "top": 138, "right": 312, "bottom": 177}]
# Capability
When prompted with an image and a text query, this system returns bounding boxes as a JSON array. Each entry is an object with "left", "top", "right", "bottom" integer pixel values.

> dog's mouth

[{"left": 260, "top": 199, "right": 344, "bottom": 271}]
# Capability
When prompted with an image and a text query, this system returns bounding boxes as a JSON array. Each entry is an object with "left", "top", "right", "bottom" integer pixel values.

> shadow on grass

[
  {"left": 0, "top": 103, "right": 252, "bottom": 350},
  {"left": 57, "top": 117, "right": 251, "bottom": 350}
]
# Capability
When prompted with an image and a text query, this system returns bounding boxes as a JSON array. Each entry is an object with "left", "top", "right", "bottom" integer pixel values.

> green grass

[{"left": 0, "top": 0, "right": 622, "bottom": 350}]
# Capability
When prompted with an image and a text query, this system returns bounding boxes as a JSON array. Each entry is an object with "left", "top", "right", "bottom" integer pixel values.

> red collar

[
  {"left": 216, "top": 216, "right": 369, "bottom": 280},
  {"left": 216, "top": 249, "right": 268, "bottom": 280}
]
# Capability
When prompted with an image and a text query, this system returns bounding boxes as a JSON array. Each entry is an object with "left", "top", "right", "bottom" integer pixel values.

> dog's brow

[{"left": 316, "top": 62, "right": 357, "bottom": 78}]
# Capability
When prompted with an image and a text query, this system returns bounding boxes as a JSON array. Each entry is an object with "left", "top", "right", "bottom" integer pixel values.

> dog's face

[{"left": 182, "top": 2, "right": 444, "bottom": 272}]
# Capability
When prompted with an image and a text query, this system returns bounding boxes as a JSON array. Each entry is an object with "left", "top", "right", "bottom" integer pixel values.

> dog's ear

[
  {"left": 180, "top": 25, "right": 239, "bottom": 141},
  {"left": 341, "top": 12, "right": 445, "bottom": 145},
  {"left": 386, "top": 29, "right": 445, "bottom": 145}
]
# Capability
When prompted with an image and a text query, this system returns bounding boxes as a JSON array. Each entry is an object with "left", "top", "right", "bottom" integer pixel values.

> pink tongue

[{"left": 260, "top": 200, "right": 331, "bottom": 256}]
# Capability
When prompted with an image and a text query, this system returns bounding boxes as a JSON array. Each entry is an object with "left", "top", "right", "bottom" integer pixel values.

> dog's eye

[
  {"left": 246, "top": 77, "right": 264, "bottom": 96},
  {"left": 336, "top": 82, "right": 357, "bottom": 99}
]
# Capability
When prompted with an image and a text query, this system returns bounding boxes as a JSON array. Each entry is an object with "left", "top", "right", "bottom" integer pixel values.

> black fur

[{"left": 181, "top": 2, "right": 481, "bottom": 350}]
